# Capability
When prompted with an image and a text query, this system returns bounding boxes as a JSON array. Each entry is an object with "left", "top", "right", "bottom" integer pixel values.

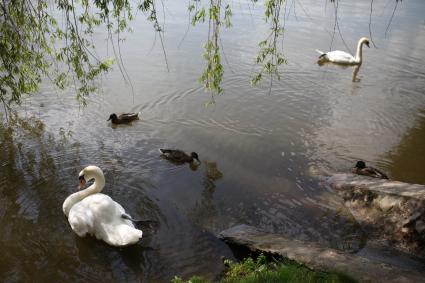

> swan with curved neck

[
  {"left": 63, "top": 165, "right": 143, "bottom": 246},
  {"left": 316, "top": 37, "right": 370, "bottom": 65}
]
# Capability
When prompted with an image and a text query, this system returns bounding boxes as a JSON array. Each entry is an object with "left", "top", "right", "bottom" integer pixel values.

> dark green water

[{"left": 1, "top": 0, "right": 425, "bottom": 281}]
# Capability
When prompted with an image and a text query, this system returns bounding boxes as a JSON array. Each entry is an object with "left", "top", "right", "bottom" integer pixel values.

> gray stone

[
  {"left": 219, "top": 224, "right": 425, "bottom": 283},
  {"left": 417, "top": 220, "right": 425, "bottom": 234},
  {"left": 327, "top": 174, "right": 425, "bottom": 258}
]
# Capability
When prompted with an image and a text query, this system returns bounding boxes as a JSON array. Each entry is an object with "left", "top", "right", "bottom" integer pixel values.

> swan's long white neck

[
  {"left": 355, "top": 40, "right": 365, "bottom": 64},
  {"left": 63, "top": 168, "right": 105, "bottom": 216}
]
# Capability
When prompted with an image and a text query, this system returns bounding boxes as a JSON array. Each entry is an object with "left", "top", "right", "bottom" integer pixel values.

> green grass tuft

[{"left": 172, "top": 254, "right": 357, "bottom": 283}]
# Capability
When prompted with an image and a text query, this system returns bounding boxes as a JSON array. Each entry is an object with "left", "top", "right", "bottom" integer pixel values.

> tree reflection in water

[{"left": 188, "top": 160, "right": 225, "bottom": 233}]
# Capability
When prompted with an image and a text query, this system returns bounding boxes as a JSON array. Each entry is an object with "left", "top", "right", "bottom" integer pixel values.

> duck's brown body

[
  {"left": 159, "top": 149, "right": 199, "bottom": 164},
  {"left": 107, "top": 113, "right": 140, "bottom": 124},
  {"left": 351, "top": 161, "right": 388, "bottom": 179}
]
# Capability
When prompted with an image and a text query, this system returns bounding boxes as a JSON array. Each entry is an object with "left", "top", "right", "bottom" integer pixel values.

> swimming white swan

[
  {"left": 63, "top": 165, "right": 143, "bottom": 246},
  {"left": 316, "top": 37, "right": 370, "bottom": 65}
]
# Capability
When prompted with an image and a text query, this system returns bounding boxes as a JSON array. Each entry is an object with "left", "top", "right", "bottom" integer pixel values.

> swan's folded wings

[
  {"left": 325, "top": 50, "right": 355, "bottom": 63},
  {"left": 68, "top": 205, "right": 94, "bottom": 237},
  {"left": 100, "top": 222, "right": 143, "bottom": 246}
]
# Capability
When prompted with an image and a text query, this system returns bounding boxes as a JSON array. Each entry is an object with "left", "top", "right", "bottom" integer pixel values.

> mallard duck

[
  {"left": 316, "top": 37, "right": 370, "bottom": 65},
  {"left": 351, "top": 160, "right": 388, "bottom": 179},
  {"left": 159, "top": 149, "right": 200, "bottom": 164},
  {"left": 62, "top": 166, "right": 143, "bottom": 246},
  {"left": 107, "top": 113, "right": 140, "bottom": 124}
]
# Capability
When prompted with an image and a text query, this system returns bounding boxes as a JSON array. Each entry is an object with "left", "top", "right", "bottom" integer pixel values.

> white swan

[
  {"left": 316, "top": 37, "right": 370, "bottom": 65},
  {"left": 63, "top": 165, "right": 143, "bottom": 246}
]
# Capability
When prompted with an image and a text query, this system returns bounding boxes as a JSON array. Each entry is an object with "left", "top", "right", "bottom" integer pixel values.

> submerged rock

[
  {"left": 327, "top": 173, "right": 425, "bottom": 258},
  {"left": 219, "top": 224, "right": 425, "bottom": 283}
]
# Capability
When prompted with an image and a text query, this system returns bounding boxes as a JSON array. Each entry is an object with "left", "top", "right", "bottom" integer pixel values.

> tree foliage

[
  {"left": 0, "top": 0, "right": 288, "bottom": 111},
  {"left": 189, "top": 0, "right": 286, "bottom": 98},
  {"left": 0, "top": 0, "right": 161, "bottom": 111}
]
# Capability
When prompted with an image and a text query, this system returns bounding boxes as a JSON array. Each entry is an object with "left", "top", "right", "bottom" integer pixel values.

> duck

[
  {"left": 159, "top": 149, "right": 200, "bottom": 164},
  {"left": 351, "top": 160, "right": 388, "bottom": 179},
  {"left": 316, "top": 37, "right": 370, "bottom": 65},
  {"left": 62, "top": 165, "right": 143, "bottom": 246},
  {"left": 107, "top": 113, "right": 140, "bottom": 124}
]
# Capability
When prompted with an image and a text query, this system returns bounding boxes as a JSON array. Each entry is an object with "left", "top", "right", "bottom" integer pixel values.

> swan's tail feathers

[
  {"left": 101, "top": 223, "right": 143, "bottom": 246},
  {"left": 121, "top": 213, "right": 137, "bottom": 221},
  {"left": 121, "top": 214, "right": 159, "bottom": 233},
  {"left": 315, "top": 49, "right": 325, "bottom": 55},
  {"left": 159, "top": 149, "right": 171, "bottom": 154},
  {"left": 122, "top": 214, "right": 159, "bottom": 224}
]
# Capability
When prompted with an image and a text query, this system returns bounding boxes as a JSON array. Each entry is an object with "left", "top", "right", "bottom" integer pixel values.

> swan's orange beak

[{"left": 78, "top": 175, "right": 86, "bottom": 190}]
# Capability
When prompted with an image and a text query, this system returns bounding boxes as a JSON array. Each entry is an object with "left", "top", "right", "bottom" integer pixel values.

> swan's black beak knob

[{"left": 78, "top": 175, "right": 86, "bottom": 190}]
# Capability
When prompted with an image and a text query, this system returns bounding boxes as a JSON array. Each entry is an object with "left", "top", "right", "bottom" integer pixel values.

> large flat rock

[
  {"left": 219, "top": 224, "right": 425, "bottom": 283},
  {"left": 328, "top": 173, "right": 425, "bottom": 200},
  {"left": 327, "top": 174, "right": 425, "bottom": 258}
]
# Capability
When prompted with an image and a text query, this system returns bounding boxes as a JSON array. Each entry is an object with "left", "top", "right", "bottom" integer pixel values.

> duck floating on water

[
  {"left": 107, "top": 113, "right": 140, "bottom": 124},
  {"left": 316, "top": 37, "right": 370, "bottom": 65},
  {"left": 351, "top": 160, "right": 388, "bottom": 179},
  {"left": 159, "top": 149, "right": 200, "bottom": 164}
]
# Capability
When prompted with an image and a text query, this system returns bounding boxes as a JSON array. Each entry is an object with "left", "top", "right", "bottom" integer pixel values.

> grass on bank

[{"left": 172, "top": 254, "right": 357, "bottom": 283}]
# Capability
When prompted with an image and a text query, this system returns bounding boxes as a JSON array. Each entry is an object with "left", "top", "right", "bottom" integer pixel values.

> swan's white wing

[
  {"left": 70, "top": 193, "right": 143, "bottom": 246},
  {"left": 100, "top": 222, "right": 143, "bottom": 246},
  {"left": 81, "top": 194, "right": 119, "bottom": 221},
  {"left": 325, "top": 50, "right": 356, "bottom": 64},
  {"left": 68, "top": 202, "right": 95, "bottom": 237}
]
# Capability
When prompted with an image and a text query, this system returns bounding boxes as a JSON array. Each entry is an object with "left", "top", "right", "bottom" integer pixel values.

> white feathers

[
  {"left": 63, "top": 166, "right": 143, "bottom": 246},
  {"left": 317, "top": 37, "right": 370, "bottom": 65}
]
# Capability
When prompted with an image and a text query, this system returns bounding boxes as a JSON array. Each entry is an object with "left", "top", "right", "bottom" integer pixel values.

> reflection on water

[
  {"left": 189, "top": 160, "right": 223, "bottom": 232},
  {"left": 351, "top": 65, "right": 361, "bottom": 82},
  {"left": 316, "top": 61, "right": 362, "bottom": 82},
  {"left": 1, "top": 0, "right": 425, "bottom": 281},
  {"left": 387, "top": 111, "right": 425, "bottom": 184}
]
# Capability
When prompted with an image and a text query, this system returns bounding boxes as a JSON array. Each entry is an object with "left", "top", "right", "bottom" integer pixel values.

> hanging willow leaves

[
  {"left": 0, "top": 0, "right": 170, "bottom": 113},
  {"left": 0, "top": 0, "right": 137, "bottom": 111},
  {"left": 251, "top": 0, "right": 287, "bottom": 87},
  {"left": 1, "top": 0, "right": 397, "bottom": 112},
  {"left": 188, "top": 0, "right": 232, "bottom": 96}
]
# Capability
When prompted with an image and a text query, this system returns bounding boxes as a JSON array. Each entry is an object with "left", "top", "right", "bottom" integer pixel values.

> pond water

[{"left": 1, "top": 0, "right": 425, "bottom": 281}]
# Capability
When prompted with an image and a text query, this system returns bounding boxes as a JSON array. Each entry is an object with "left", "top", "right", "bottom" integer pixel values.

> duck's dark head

[
  {"left": 107, "top": 113, "right": 117, "bottom": 121},
  {"left": 191, "top": 152, "right": 200, "bottom": 163},
  {"left": 355, "top": 160, "right": 366, "bottom": 169}
]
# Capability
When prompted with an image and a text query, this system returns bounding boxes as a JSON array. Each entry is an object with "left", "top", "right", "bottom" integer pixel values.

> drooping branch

[{"left": 251, "top": 0, "right": 286, "bottom": 88}]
